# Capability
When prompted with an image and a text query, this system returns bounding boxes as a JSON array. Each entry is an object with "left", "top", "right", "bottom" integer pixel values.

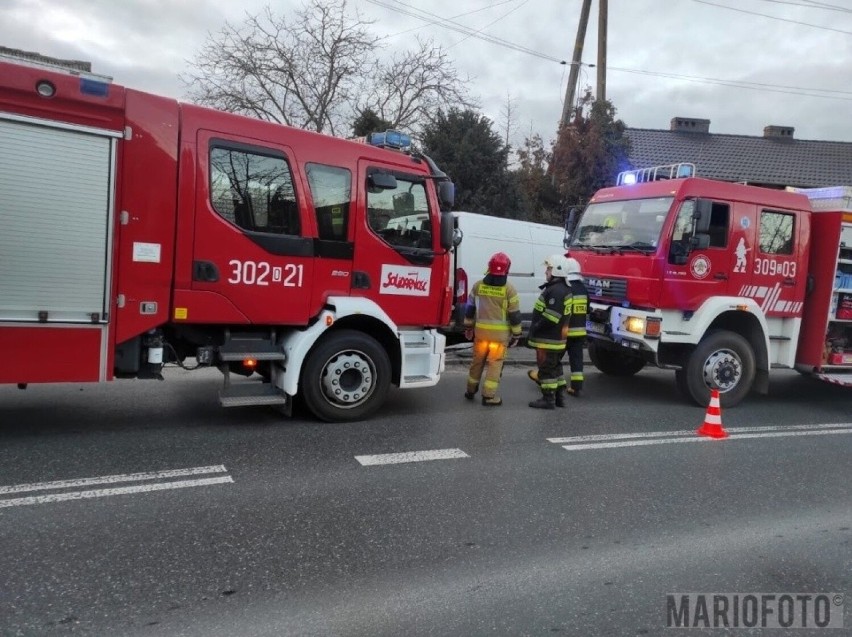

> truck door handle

[
  {"left": 713, "top": 272, "right": 728, "bottom": 281},
  {"left": 782, "top": 277, "right": 795, "bottom": 286}
]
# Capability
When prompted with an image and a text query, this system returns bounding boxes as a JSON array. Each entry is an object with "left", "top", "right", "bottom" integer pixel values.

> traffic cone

[{"left": 697, "top": 389, "right": 728, "bottom": 439}]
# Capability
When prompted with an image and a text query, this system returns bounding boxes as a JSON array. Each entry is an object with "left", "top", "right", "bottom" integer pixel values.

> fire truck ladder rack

[{"left": 218, "top": 332, "right": 288, "bottom": 408}]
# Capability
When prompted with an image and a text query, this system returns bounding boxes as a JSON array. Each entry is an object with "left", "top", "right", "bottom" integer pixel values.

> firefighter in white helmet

[
  {"left": 463, "top": 252, "right": 522, "bottom": 406},
  {"left": 527, "top": 254, "right": 572, "bottom": 409},
  {"left": 563, "top": 256, "right": 588, "bottom": 396}
]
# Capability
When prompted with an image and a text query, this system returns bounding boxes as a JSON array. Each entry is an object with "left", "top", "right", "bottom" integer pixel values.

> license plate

[{"left": 586, "top": 320, "right": 606, "bottom": 334}]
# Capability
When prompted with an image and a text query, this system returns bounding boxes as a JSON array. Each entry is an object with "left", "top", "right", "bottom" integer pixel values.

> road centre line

[
  {"left": 561, "top": 427, "right": 852, "bottom": 451},
  {"left": 0, "top": 476, "right": 234, "bottom": 508},
  {"left": 547, "top": 423, "right": 852, "bottom": 445},
  {"left": 355, "top": 448, "right": 469, "bottom": 466},
  {"left": 0, "top": 465, "right": 228, "bottom": 496}
]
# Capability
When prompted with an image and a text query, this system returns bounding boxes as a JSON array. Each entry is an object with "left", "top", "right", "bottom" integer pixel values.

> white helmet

[
  {"left": 564, "top": 257, "right": 582, "bottom": 281},
  {"left": 543, "top": 254, "right": 570, "bottom": 278}
]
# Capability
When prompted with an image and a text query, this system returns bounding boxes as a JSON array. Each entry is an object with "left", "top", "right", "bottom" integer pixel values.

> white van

[{"left": 448, "top": 212, "right": 566, "bottom": 333}]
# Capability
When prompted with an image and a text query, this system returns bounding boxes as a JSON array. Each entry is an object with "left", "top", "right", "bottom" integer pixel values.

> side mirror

[
  {"left": 438, "top": 181, "right": 455, "bottom": 212},
  {"left": 440, "top": 212, "right": 456, "bottom": 250},
  {"left": 369, "top": 172, "right": 397, "bottom": 190},
  {"left": 693, "top": 199, "right": 712, "bottom": 233}
]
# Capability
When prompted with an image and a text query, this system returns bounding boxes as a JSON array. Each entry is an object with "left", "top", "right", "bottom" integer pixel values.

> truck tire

[
  {"left": 588, "top": 340, "right": 646, "bottom": 376},
  {"left": 680, "top": 330, "right": 755, "bottom": 408},
  {"left": 301, "top": 330, "right": 391, "bottom": 423}
]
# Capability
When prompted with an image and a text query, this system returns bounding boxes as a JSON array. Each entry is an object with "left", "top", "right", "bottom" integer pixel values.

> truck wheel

[
  {"left": 588, "top": 340, "right": 646, "bottom": 376},
  {"left": 301, "top": 330, "right": 391, "bottom": 422},
  {"left": 681, "top": 330, "right": 755, "bottom": 408}
]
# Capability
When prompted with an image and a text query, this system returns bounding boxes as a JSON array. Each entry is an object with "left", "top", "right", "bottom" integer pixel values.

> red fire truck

[
  {"left": 565, "top": 163, "right": 852, "bottom": 407},
  {"left": 0, "top": 55, "right": 457, "bottom": 422}
]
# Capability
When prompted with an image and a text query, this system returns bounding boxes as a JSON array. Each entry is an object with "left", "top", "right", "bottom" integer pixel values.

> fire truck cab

[{"left": 565, "top": 163, "right": 852, "bottom": 407}]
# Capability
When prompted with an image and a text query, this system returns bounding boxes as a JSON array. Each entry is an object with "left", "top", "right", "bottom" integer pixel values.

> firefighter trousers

[
  {"left": 534, "top": 348, "right": 566, "bottom": 394},
  {"left": 467, "top": 339, "right": 507, "bottom": 398},
  {"left": 565, "top": 336, "right": 585, "bottom": 392}
]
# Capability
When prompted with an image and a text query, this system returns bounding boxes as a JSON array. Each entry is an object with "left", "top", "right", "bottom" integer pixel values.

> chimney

[
  {"left": 670, "top": 117, "right": 710, "bottom": 134},
  {"left": 763, "top": 125, "right": 794, "bottom": 140}
]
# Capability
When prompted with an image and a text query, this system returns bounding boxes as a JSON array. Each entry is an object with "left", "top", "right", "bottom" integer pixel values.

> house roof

[{"left": 624, "top": 126, "right": 852, "bottom": 189}]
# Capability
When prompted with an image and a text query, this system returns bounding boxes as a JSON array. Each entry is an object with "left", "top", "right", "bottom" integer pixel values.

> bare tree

[
  {"left": 183, "top": 1, "right": 473, "bottom": 137},
  {"left": 499, "top": 92, "right": 517, "bottom": 164},
  {"left": 182, "top": 0, "right": 378, "bottom": 135},
  {"left": 358, "top": 38, "right": 476, "bottom": 132}
]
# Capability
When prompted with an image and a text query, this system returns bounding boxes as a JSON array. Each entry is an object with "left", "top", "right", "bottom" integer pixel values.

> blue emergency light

[{"left": 368, "top": 130, "right": 411, "bottom": 150}]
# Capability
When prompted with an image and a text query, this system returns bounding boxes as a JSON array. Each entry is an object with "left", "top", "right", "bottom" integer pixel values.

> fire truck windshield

[{"left": 570, "top": 196, "right": 674, "bottom": 251}]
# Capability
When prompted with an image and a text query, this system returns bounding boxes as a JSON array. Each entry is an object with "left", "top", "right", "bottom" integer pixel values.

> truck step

[
  {"left": 219, "top": 339, "right": 286, "bottom": 362},
  {"left": 219, "top": 383, "right": 288, "bottom": 407}
]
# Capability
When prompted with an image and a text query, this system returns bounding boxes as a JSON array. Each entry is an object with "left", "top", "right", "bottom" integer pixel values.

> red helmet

[{"left": 488, "top": 252, "right": 511, "bottom": 276}]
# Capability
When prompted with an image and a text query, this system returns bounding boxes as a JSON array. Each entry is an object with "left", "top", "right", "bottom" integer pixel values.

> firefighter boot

[
  {"left": 529, "top": 391, "right": 555, "bottom": 410},
  {"left": 554, "top": 388, "right": 566, "bottom": 408},
  {"left": 482, "top": 395, "right": 503, "bottom": 407}
]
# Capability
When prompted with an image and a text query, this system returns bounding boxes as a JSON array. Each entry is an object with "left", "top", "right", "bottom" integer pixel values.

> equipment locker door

[{"left": 0, "top": 114, "right": 119, "bottom": 323}]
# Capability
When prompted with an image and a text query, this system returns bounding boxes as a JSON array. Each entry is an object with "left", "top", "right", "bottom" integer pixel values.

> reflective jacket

[
  {"left": 463, "top": 275, "right": 522, "bottom": 345},
  {"left": 566, "top": 279, "right": 589, "bottom": 339},
  {"left": 527, "top": 278, "right": 571, "bottom": 351}
]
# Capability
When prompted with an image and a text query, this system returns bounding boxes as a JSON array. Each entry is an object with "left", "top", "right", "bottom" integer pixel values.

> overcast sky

[{"left": 4, "top": 0, "right": 852, "bottom": 152}]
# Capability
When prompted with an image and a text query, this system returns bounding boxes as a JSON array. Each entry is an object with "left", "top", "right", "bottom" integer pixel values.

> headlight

[{"left": 625, "top": 316, "right": 645, "bottom": 335}]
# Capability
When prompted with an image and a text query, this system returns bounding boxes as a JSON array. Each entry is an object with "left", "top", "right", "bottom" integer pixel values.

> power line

[
  {"left": 366, "top": 0, "right": 852, "bottom": 102},
  {"left": 447, "top": 0, "right": 529, "bottom": 50},
  {"left": 364, "top": 0, "right": 566, "bottom": 63},
  {"left": 379, "top": 0, "right": 523, "bottom": 40},
  {"left": 752, "top": 0, "right": 852, "bottom": 12},
  {"left": 692, "top": 0, "right": 852, "bottom": 35}
]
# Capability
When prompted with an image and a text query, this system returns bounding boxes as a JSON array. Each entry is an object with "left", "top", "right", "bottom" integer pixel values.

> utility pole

[
  {"left": 560, "top": 0, "right": 592, "bottom": 128},
  {"left": 597, "top": 0, "right": 608, "bottom": 102}
]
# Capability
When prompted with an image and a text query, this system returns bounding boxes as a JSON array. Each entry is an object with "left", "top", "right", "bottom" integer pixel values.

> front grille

[{"left": 584, "top": 276, "right": 627, "bottom": 302}]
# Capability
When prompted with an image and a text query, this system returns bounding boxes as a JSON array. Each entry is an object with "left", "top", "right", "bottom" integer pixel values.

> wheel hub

[
  {"left": 320, "top": 352, "right": 374, "bottom": 406},
  {"left": 702, "top": 349, "right": 741, "bottom": 392}
]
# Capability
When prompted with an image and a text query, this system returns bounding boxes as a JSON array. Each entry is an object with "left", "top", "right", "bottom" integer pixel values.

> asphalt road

[{"left": 0, "top": 364, "right": 850, "bottom": 636}]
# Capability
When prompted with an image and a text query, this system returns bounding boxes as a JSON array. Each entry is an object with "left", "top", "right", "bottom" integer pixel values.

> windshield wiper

[{"left": 603, "top": 243, "right": 656, "bottom": 255}]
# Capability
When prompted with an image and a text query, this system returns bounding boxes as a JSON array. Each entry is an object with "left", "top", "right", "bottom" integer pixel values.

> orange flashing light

[
  {"left": 325, "top": 315, "right": 334, "bottom": 326},
  {"left": 243, "top": 358, "right": 258, "bottom": 369},
  {"left": 736, "top": 304, "right": 750, "bottom": 312}
]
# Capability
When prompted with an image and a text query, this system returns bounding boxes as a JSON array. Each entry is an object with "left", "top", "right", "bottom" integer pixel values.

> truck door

[
  {"left": 353, "top": 160, "right": 444, "bottom": 327},
  {"left": 662, "top": 199, "right": 733, "bottom": 310},
  {"left": 191, "top": 130, "right": 314, "bottom": 325},
  {"left": 740, "top": 207, "right": 806, "bottom": 317}
]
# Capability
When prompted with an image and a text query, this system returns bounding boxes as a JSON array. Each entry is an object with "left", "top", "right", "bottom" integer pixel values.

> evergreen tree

[
  {"left": 352, "top": 108, "right": 393, "bottom": 137},
  {"left": 514, "top": 133, "right": 561, "bottom": 225},
  {"left": 421, "top": 109, "right": 522, "bottom": 216},
  {"left": 550, "top": 89, "right": 632, "bottom": 208}
]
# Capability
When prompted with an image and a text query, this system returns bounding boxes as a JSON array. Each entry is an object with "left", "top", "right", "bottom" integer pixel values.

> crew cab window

[
  {"left": 210, "top": 147, "right": 300, "bottom": 236},
  {"left": 759, "top": 210, "right": 795, "bottom": 255},
  {"left": 366, "top": 173, "right": 432, "bottom": 249},
  {"left": 306, "top": 164, "right": 350, "bottom": 241}
]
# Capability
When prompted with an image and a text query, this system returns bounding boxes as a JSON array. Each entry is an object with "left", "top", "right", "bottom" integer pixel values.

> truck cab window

[
  {"left": 366, "top": 174, "right": 432, "bottom": 250},
  {"left": 306, "top": 163, "right": 351, "bottom": 241},
  {"left": 210, "top": 147, "right": 300, "bottom": 236},
  {"left": 707, "top": 202, "right": 730, "bottom": 248},
  {"left": 759, "top": 210, "right": 795, "bottom": 254}
]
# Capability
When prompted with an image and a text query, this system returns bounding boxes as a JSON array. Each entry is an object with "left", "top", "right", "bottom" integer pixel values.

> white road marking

[
  {"left": 0, "top": 476, "right": 234, "bottom": 508},
  {"left": 355, "top": 448, "right": 469, "bottom": 466},
  {"left": 547, "top": 423, "right": 852, "bottom": 445},
  {"left": 0, "top": 465, "right": 228, "bottom": 496},
  {"left": 554, "top": 424, "right": 852, "bottom": 451}
]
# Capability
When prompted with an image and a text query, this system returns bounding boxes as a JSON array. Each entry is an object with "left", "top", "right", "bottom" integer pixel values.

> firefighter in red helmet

[{"left": 463, "top": 252, "right": 522, "bottom": 406}]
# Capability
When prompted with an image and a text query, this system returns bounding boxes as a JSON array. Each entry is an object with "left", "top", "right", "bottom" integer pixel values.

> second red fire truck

[
  {"left": 0, "top": 55, "right": 457, "bottom": 422},
  {"left": 565, "top": 163, "right": 852, "bottom": 407}
]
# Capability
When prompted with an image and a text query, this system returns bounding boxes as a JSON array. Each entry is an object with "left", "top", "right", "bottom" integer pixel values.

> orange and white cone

[{"left": 697, "top": 389, "right": 728, "bottom": 439}]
